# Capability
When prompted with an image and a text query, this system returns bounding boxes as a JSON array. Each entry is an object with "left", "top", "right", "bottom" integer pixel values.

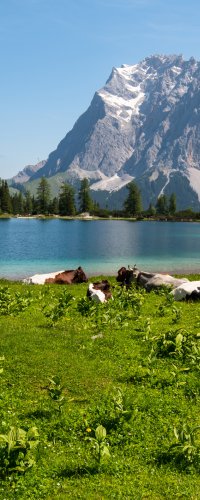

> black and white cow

[
  {"left": 171, "top": 281, "right": 200, "bottom": 301},
  {"left": 117, "top": 265, "right": 189, "bottom": 291}
]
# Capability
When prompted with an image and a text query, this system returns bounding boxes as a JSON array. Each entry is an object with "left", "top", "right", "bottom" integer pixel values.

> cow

[
  {"left": 116, "top": 265, "right": 189, "bottom": 291},
  {"left": 87, "top": 280, "right": 112, "bottom": 303},
  {"left": 23, "top": 266, "right": 87, "bottom": 285},
  {"left": 116, "top": 267, "right": 135, "bottom": 288},
  {"left": 171, "top": 281, "right": 200, "bottom": 301},
  {"left": 45, "top": 266, "right": 87, "bottom": 284}
]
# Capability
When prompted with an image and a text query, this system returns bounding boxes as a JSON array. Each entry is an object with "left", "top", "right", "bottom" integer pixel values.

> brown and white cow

[
  {"left": 87, "top": 280, "right": 112, "bottom": 303},
  {"left": 45, "top": 266, "right": 87, "bottom": 284},
  {"left": 23, "top": 266, "right": 87, "bottom": 285}
]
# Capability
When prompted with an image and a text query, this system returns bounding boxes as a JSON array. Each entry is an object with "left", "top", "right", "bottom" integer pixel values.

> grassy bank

[{"left": 0, "top": 277, "right": 200, "bottom": 499}]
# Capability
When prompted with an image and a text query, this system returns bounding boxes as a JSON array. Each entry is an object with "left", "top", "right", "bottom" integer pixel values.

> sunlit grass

[{"left": 0, "top": 277, "right": 200, "bottom": 499}]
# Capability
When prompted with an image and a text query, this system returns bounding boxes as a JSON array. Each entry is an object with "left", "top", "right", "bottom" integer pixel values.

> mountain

[
  {"left": 10, "top": 160, "right": 46, "bottom": 184},
  {"left": 11, "top": 54, "right": 200, "bottom": 209}
]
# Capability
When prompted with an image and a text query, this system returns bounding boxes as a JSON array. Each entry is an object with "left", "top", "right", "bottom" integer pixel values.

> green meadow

[{"left": 0, "top": 276, "right": 200, "bottom": 499}]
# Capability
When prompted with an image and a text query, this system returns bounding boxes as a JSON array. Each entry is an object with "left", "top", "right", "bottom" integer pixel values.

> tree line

[
  {"left": 124, "top": 183, "right": 177, "bottom": 217},
  {"left": 0, "top": 178, "right": 95, "bottom": 217},
  {"left": 120, "top": 182, "right": 200, "bottom": 219},
  {"left": 0, "top": 177, "right": 199, "bottom": 219}
]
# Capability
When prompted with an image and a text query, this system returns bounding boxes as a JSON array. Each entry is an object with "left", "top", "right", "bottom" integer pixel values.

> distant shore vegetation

[{"left": 1, "top": 177, "right": 200, "bottom": 221}]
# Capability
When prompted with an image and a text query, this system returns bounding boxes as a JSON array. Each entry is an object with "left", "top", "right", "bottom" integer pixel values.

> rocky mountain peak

[
  {"left": 10, "top": 160, "right": 46, "bottom": 184},
  {"left": 11, "top": 54, "right": 200, "bottom": 210}
]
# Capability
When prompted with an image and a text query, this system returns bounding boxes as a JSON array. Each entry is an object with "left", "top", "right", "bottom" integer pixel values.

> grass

[{"left": 0, "top": 276, "right": 200, "bottom": 499}]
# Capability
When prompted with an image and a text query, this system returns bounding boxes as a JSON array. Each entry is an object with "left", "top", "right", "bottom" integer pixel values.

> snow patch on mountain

[
  {"left": 98, "top": 63, "right": 146, "bottom": 123},
  {"left": 171, "top": 66, "right": 182, "bottom": 75},
  {"left": 149, "top": 170, "right": 159, "bottom": 182},
  {"left": 98, "top": 87, "right": 144, "bottom": 122},
  {"left": 91, "top": 173, "right": 134, "bottom": 192},
  {"left": 187, "top": 168, "right": 200, "bottom": 201}
]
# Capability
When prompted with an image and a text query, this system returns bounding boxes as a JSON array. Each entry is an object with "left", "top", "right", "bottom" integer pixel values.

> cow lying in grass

[
  {"left": 87, "top": 280, "right": 112, "bottom": 303},
  {"left": 116, "top": 265, "right": 189, "bottom": 291},
  {"left": 116, "top": 267, "right": 135, "bottom": 288},
  {"left": 23, "top": 266, "right": 87, "bottom": 285},
  {"left": 172, "top": 281, "right": 200, "bottom": 301},
  {"left": 45, "top": 267, "right": 87, "bottom": 284}
]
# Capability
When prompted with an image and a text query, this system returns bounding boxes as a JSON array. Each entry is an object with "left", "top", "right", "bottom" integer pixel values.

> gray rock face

[
  {"left": 10, "top": 160, "right": 46, "bottom": 184},
  {"left": 15, "top": 55, "right": 200, "bottom": 209}
]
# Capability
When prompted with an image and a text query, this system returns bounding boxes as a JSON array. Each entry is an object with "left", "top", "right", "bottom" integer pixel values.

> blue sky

[{"left": 1, "top": 0, "right": 200, "bottom": 178}]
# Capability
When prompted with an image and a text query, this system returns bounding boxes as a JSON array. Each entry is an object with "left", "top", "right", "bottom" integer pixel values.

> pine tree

[
  {"left": 78, "top": 178, "right": 93, "bottom": 213},
  {"left": 36, "top": 177, "right": 51, "bottom": 214},
  {"left": 17, "top": 192, "right": 24, "bottom": 214},
  {"left": 0, "top": 180, "right": 12, "bottom": 213},
  {"left": 124, "top": 181, "right": 142, "bottom": 216},
  {"left": 24, "top": 190, "right": 33, "bottom": 214},
  {"left": 11, "top": 192, "right": 24, "bottom": 215},
  {"left": 156, "top": 194, "right": 168, "bottom": 215},
  {"left": 146, "top": 202, "right": 156, "bottom": 217},
  {"left": 58, "top": 183, "right": 76, "bottom": 215},
  {"left": 31, "top": 195, "right": 38, "bottom": 215},
  {"left": 49, "top": 197, "right": 59, "bottom": 215},
  {"left": 169, "top": 193, "right": 176, "bottom": 215}
]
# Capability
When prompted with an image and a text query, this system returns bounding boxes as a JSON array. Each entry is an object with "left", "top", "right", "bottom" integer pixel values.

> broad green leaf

[
  {"left": 7, "top": 427, "right": 18, "bottom": 454},
  {"left": 0, "top": 434, "right": 8, "bottom": 444},
  {"left": 175, "top": 333, "right": 183, "bottom": 348},
  {"left": 27, "top": 426, "right": 39, "bottom": 440},
  {"left": 174, "top": 427, "right": 179, "bottom": 440},
  {"left": 101, "top": 445, "right": 110, "bottom": 459},
  {"left": 95, "top": 425, "right": 106, "bottom": 441},
  {"left": 16, "top": 428, "right": 27, "bottom": 446}
]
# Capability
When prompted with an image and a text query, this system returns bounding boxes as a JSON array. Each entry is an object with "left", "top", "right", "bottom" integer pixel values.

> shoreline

[
  {"left": 1, "top": 214, "right": 200, "bottom": 223},
  {"left": 1, "top": 268, "right": 200, "bottom": 283}
]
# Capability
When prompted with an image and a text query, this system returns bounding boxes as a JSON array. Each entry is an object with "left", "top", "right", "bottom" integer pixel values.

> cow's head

[
  {"left": 116, "top": 267, "right": 127, "bottom": 282},
  {"left": 72, "top": 266, "right": 88, "bottom": 283},
  {"left": 128, "top": 264, "right": 140, "bottom": 280},
  {"left": 93, "top": 279, "right": 110, "bottom": 291},
  {"left": 116, "top": 265, "right": 140, "bottom": 288}
]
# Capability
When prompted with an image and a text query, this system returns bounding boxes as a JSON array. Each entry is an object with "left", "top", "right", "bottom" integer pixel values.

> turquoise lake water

[{"left": 0, "top": 218, "right": 200, "bottom": 280}]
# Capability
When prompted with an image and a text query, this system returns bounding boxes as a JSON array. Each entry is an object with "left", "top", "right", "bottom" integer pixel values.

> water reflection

[{"left": 0, "top": 219, "right": 200, "bottom": 278}]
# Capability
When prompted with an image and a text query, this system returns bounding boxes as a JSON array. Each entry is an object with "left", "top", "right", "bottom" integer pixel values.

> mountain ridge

[{"left": 10, "top": 54, "right": 200, "bottom": 210}]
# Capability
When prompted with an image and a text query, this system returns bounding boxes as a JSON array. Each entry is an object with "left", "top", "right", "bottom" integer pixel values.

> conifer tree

[
  {"left": 156, "top": 194, "right": 168, "bottom": 215},
  {"left": 49, "top": 197, "right": 59, "bottom": 215},
  {"left": 11, "top": 192, "right": 24, "bottom": 215},
  {"left": 31, "top": 195, "right": 38, "bottom": 215},
  {"left": 146, "top": 202, "right": 156, "bottom": 216},
  {"left": 24, "top": 190, "right": 33, "bottom": 214},
  {"left": 169, "top": 193, "right": 176, "bottom": 215},
  {"left": 58, "top": 183, "right": 76, "bottom": 215},
  {"left": 78, "top": 178, "right": 93, "bottom": 213},
  {"left": 124, "top": 181, "right": 142, "bottom": 216},
  {"left": 36, "top": 177, "right": 51, "bottom": 214},
  {"left": 0, "top": 180, "right": 12, "bottom": 213}
]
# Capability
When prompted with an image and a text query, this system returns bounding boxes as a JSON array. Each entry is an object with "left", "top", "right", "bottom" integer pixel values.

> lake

[{"left": 0, "top": 218, "right": 200, "bottom": 280}]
